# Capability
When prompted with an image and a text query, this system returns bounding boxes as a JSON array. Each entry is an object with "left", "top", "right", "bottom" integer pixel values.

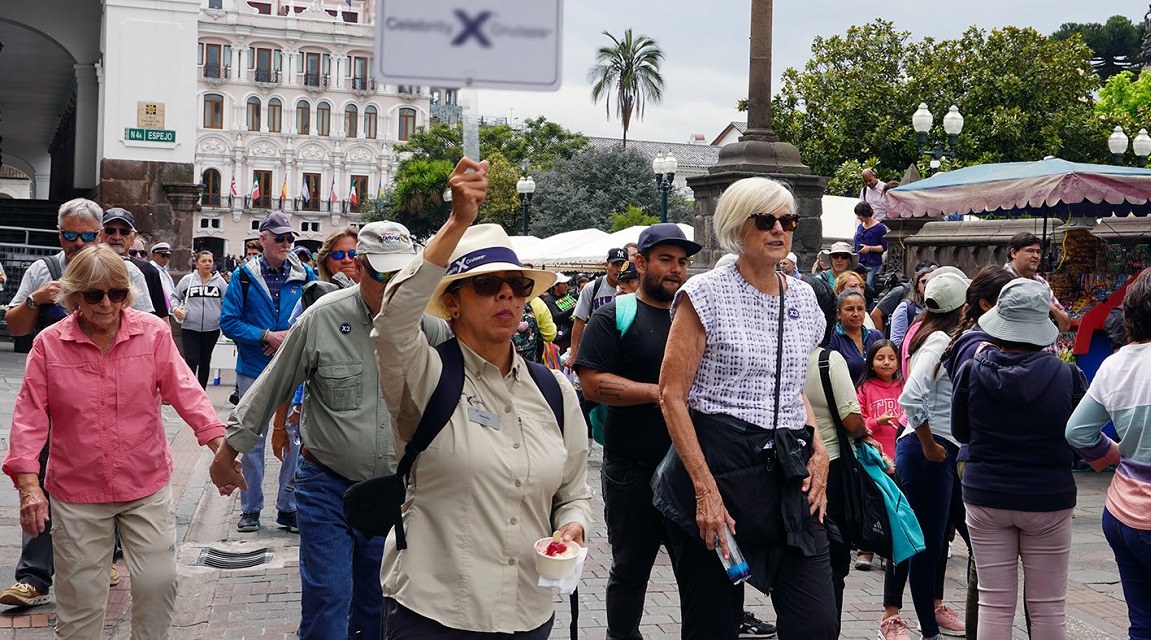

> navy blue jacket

[{"left": 952, "top": 349, "right": 1082, "bottom": 512}]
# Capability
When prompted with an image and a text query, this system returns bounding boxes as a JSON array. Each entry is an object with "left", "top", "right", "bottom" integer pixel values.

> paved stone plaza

[{"left": 0, "top": 344, "right": 1131, "bottom": 639}]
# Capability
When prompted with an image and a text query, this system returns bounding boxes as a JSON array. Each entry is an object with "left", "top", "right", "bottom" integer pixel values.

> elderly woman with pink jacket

[{"left": 2, "top": 245, "right": 232, "bottom": 639}]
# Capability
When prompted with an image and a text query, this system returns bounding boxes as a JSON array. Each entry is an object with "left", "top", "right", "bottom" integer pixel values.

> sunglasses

[
  {"left": 60, "top": 230, "right": 98, "bottom": 242},
  {"left": 129, "top": 250, "right": 148, "bottom": 258},
  {"left": 330, "top": 249, "right": 357, "bottom": 261},
  {"left": 273, "top": 234, "right": 295, "bottom": 244},
  {"left": 102, "top": 226, "right": 133, "bottom": 237},
  {"left": 363, "top": 262, "right": 398, "bottom": 284},
  {"left": 81, "top": 289, "right": 129, "bottom": 304},
  {"left": 747, "top": 212, "right": 801, "bottom": 232},
  {"left": 451, "top": 275, "right": 535, "bottom": 298},
  {"left": 153, "top": 252, "right": 171, "bottom": 258}
]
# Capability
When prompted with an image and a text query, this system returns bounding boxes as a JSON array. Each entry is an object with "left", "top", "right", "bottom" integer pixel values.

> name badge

[{"left": 468, "top": 406, "right": 500, "bottom": 429}]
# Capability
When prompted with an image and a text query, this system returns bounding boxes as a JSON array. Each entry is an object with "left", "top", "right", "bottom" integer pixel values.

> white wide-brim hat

[
  {"left": 818, "top": 241, "right": 859, "bottom": 270},
  {"left": 978, "top": 279, "right": 1060, "bottom": 347},
  {"left": 427, "top": 224, "right": 558, "bottom": 319}
]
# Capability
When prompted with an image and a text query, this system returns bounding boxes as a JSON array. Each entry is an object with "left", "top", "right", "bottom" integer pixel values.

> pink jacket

[
  {"left": 856, "top": 378, "right": 906, "bottom": 461},
  {"left": 3, "top": 308, "right": 225, "bottom": 503}
]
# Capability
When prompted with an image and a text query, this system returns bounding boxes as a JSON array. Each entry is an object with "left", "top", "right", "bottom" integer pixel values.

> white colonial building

[{"left": 194, "top": 0, "right": 435, "bottom": 256}]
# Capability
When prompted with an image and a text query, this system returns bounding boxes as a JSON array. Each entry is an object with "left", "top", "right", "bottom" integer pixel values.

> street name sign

[
  {"left": 124, "top": 128, "right": 176, "bottom": 143},
  {"left": 374, "top": 0, "right": 563, "bottom": 91}
]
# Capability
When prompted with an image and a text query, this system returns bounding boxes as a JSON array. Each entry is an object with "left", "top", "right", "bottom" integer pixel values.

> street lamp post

[
  {"left": 516, "top": 175, "right": 536, "bottom": 236},
  {"left": 912, "top": 103, "right": 964, "bottom": 173},
  {"left": 1109, "top": 126, "right": 1151, "bottom": 167},
  {"left": 652, "top": 153, "right": 677, "bottom": 223}
]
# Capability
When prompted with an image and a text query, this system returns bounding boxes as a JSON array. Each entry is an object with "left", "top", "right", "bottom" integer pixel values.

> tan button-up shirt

[{"left": 372, "top": 257, "right": 592, "bottom": 633}]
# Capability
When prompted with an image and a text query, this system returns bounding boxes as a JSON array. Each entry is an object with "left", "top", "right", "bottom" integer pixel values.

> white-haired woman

[
  {"left": 655, "top": 177, "right": 837, "bottom": 639},
  {"left": 370, "top": 158, "right": 592, "bottom": 638},
  {"left": 2, "top": 245, "right": 229, "bottom": 638}
]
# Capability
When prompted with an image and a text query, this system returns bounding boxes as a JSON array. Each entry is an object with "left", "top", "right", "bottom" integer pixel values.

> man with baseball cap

[
  {"left": 219, "top": 211, "right": 316, "bottom": 534},
  {"left": 98, "top": 208, "right": 164, "bottom": 317},
  {"left": 212, "top": 221, "right": 448, "bottom": 640},
  {"left": 566, "top": 247, "right": 628, "bottom": 366}
]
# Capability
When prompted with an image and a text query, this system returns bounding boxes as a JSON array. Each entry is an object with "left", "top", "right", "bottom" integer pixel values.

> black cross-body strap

[
  {"left": 394, "top": 338, "right": 466, "bottom": 480},
  {"left": 773, "top": 273, "right": 785, "bottom": 430}
]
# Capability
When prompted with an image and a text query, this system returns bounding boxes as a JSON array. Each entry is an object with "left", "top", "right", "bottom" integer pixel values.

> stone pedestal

[
  {"left": 98, "top": 158, "right": 199, "bottom": 271},
  {"left": 879, "top": 216, "right": 933, "bottom": 279}
]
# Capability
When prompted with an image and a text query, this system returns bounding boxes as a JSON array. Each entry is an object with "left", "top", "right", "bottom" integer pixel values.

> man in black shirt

[{"left": 575, "top": 224, "right": 700, "bottom": 640}]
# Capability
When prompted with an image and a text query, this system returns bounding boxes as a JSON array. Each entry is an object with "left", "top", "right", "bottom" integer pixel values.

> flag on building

[
  {"left": 251, "top": 180, "right": 260, "bottom": 201},
  {"left": 300, "top": 177, "right": 310, "bottom": 203},
  {"left": 330, "top": 177, "right": 338, "bottom": 202},
  {"left": 230, "top": 177, "right": 238, "bottom": 197},
  {"left": 376, "top": 181, "right": 383, "bottom": 199},
  {"left": 281, "top": 176, "right": 288, "bottom": 201},
  {"left": 349, "top": 179, "right": 359, "bottom": 206}
]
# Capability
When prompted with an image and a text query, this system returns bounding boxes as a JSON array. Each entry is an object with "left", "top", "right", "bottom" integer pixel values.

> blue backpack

[{"left": 587, "top": 294, "right": 638, "bottom": 445}]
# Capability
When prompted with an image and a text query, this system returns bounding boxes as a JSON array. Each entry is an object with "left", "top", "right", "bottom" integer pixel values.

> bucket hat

[
  {"left": 978, "top": 279, "right": 1059, "bottom": 347},
  {"left": 818, "top": 241, "right": 859, "bottom": 271}
]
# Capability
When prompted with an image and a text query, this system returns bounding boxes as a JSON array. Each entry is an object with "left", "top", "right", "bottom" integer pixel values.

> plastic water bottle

[{"left": 714, "top": 526, "right": 750, "bottom": 584}]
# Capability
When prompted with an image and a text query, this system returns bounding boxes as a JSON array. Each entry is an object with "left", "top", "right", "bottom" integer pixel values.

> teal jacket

[{"left": 856, "top": 440, "right": 925, "bottom": 564}]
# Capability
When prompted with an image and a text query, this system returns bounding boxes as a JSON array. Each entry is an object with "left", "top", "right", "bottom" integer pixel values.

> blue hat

[
  {"left": 617, "top": 261, "right": 639, "bottom": 281},
  {"left": 637, "top": 223, "right": 702, "bottom": 256}
]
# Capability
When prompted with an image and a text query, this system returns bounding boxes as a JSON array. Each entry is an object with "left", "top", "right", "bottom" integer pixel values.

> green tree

[
  {"left": 388, "top": 158, "right": 453, "bottom": 238},
  {"left": 477, "top": 152, "right": 523, "bottom": 234},
  {"left": 529, "top": 147, "right": 659, "bottom": 236},
  {"left": 609, "top": 205, "right": 659, "bottom": 232},
  {"left": 1051, "top": 16, "right": 1144, "bottom": 81},
  {"left": 588, "top": 29, "right": 666, "bottom": 149},
  {"left": 770, "top": 20, "right": 1109, "bottom": 179},
  {"left": 1097, "top": 70, "right": 1151, "bottom": 124},
  {"left": 394, "top": 117, "right": 589, "bottom": 172}
]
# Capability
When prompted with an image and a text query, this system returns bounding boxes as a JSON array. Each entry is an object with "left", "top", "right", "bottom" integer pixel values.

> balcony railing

[
  {"left": 203, "top": 65, "right": 230, "bottom": 80},
  {"left": 431, "top": 103, "right": 463, "bottom": 125},
  {"left": 254, "top": 68, "right": 280, "bottom": 84},
  {"left": 303, "top": 72, "right": 329, "bottom": 89},
  {"left": 352, "top": 76, "right": 376, "bottom": 92}
]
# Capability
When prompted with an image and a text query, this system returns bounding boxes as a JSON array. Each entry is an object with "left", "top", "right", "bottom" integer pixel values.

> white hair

[
  {"left": 713, "top": 177, "right": 796, "bottom": 255},
  {"left": 57, "top": 198, "right": 103, "bottom": 226}
]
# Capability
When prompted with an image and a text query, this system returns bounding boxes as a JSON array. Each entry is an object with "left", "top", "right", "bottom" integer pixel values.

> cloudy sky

[{"left": 466, "top": 0, "right": 1146, "bottom": 145}]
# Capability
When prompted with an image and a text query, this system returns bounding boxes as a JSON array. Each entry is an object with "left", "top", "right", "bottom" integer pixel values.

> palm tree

[{"left": 588, "top": 29, "right": 665, "bottom": 149}]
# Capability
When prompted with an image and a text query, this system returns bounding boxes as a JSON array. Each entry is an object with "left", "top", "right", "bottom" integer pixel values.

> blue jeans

[
  {"left": 1102, "top": 507, "right": 1151, "bottom": 639},
  {"left": 865, "top": 263, "right": 882, "bottom": 289},
  {"left": 237, "top": 374, "right": 299, "bottom": 515},
  {"left": 294, "top": 457, "right": 385, "bottom": 640},
  {"left": 896, "top": 435, "right": 965, "bottom": 638}
]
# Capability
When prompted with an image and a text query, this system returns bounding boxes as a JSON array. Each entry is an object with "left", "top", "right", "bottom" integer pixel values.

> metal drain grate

[{"left": 196, "top": 547, "right": 274, "bottom": 569}]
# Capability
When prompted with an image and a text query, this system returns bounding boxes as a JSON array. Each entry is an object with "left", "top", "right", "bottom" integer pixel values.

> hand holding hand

[{"left": 209, "top": 447, "right": 248, "bottom": 496}]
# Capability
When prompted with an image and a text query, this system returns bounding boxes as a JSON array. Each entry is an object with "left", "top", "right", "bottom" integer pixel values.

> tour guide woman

[
  {"left": 3, "top": 245, "right": 232, "bottom": 638},
  {"left": 370, "top": 158, "right": 592, "bottom": 638},
  {"left": 655, "top": 176, "right": 837, "bottom": 639}
]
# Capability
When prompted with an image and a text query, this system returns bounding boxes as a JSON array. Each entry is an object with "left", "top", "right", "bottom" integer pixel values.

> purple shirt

[{"left": 855, "top": 223, "right": 889, "bottom": 268}]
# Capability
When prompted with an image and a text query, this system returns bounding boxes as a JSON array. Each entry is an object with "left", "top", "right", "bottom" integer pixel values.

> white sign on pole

[{"left": 374, "top": 0, "right": 563, "bottom": 91}]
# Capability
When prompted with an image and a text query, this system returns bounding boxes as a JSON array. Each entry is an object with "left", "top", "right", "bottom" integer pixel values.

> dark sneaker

[
  {"left": 739, "top": 611, "right": 776, "bottom": 638},
  {"left": 276, "top": 510, "right": 299, "bottom": 533},
  {"left": 236, "top": 512, "right": 260, "bottom": 532}
]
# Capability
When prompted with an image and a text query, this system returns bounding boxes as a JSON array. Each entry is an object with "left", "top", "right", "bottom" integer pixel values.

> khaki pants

[{"left": 51, "top": 486, "right": 177, "bottom": 639}]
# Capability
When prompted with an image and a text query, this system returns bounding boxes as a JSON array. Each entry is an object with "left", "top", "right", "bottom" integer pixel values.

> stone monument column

[{"left": 688, "top": 0, "right": 826, "bottom": 268}]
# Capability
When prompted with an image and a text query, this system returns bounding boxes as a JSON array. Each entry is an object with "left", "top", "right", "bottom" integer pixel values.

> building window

[
  {"left": 208, "top": 0, "right": 222, "bottom": 8},
  {"left": 252, "top": 170, "right": 272, "bottom": 209},
  {"left": 247, "top": 1, "right": 271, "bottom": 14},
  {"left": 301, "top": 220, "right": 322, "bottom": 233},
  {"left": 351, "top": 56, "right": 369, "bottom": 89},
  {"left": 199, "top": 216, "right": 222, "bottom": 229},
  {"left": 296, "top": 100, "right": 310, "bottom": 135},
  {"left": 398, "top": 107, "right": 416, "bottom": 142},
  {"left": 203, "top": 43, "right": 222, "bottom": 78},
  {"left": 268, "top": 98, "right": 282, "bottom": 133},
  {"left": 317, "top": 102, "right": 331, "bottom": 136},
  {"left": 303, "top": 52, "right": 329, "bottom": 88},
  {"left": 254, "top": 47, "right": 279, "bottom": 83},
  {"left": 350, "top": 175, "right": 367, "bottom": 212},
  {"left": 302, "top": 173, "right": 321, "bottom": 211},
  {"left": 344, "top": 105, "right": 358, "bottom": 138},
  {"left": 364, "top": 105, "right": 378, "bottom": 139},
  {"left": 250, "top": 218, "right": 262, "bottom": 232},
  {"left": 204, "top": 94, "right": 223, "bottom": 129},
  {"left": 246, "top": 97, "right": 261, "bottom": 132},
  {"left": 202, "top": 169, "right": 221, "bottom": 206}
]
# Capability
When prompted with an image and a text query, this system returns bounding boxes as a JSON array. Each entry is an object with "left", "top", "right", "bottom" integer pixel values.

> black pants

[
  {"left": 15, "top": 445, "right": 52, "bottom": 593},
  {"left": 602, "top": 456, "right": 675, "bottom": 640},
  {"left": 825, "top": 458, "right": 851, "bottom": 632},
  {"left": 663, "top": 517, "right": 837, "bottom": 640},
  {"left": 381, "top": 598, "right": 552, "bottom": 639},
  {"left": 181, "top": 329, "right": 219, "bottom": 388}
]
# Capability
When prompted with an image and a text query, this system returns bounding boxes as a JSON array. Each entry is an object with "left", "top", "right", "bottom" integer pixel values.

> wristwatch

[{"left": 24, "top": 298, "right": 40, "bottom": 310}]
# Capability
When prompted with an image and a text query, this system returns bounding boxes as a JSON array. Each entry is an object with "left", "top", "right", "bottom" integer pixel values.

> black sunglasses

[
  {"left": 451, "top": 275, "right": 535, "bottom": 298},
  {"left": 102, "top": 226, "right": 133, "bottom": 237},
  {"left": 747, "top": 213, "right": 801, "bottom": 232},
  {"left": 81, "top": 289, "right": 129, "bottom": 304},
  {"left": 153, "top": 252, "right": 171, "bottom": 258},
  {"left": 129, "top": 249, "right": 148, "bottom": 258},
  {"left": 60, "top": 230, "right": 99, "bottom": 242},
  {"left": 274, "top": 234, "right": 295, "bottom": 244},
  {"left": 330, "top": 249, "right": 357, "bottom": 261}
]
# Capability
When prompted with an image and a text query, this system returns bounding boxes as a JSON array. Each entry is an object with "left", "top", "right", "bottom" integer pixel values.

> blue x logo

[{"left": 450, "top": 10, "right": 492, "bottom": 47}]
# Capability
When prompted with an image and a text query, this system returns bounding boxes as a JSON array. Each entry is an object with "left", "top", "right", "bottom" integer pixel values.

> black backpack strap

[
  {"left": 525, "top": 360, "right": 565, "bottom": 433},
  {"left": 37, "top": 255, "right": 65, "bottom": 329},
  {"left": 818, "top": 349, "right": 851, "bottom": 456}
]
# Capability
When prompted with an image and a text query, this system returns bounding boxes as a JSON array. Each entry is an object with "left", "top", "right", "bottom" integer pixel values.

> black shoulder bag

[{"left": 817, "top": 349, "right": 893, "bottom": 558}]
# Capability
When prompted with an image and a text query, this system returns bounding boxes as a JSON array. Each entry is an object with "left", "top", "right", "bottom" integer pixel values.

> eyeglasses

[
  {"left": 80, "top": 289, "right": 129, "bottom": 305},
  {"left": 451, "top": 275, "right": 535, "bottom": 297},
  {"left": 129, "top": 249, "right": 148, "bottom": 258},
  {"left": 60, "top": 230, "right": 98, "bottom": 242},
  {"left": 102, "top": 226, "right": 133, "bottom": 237},
  {"left": 273, "top": 234, "right": 295, "bottom": 244},
  {"left": 747, "top": 212, "right": 800, "bottom": 232},
  {"left": 330, "top": 249, "right": 357, "bottom": 261},
  {"left": 362, "top": 262, "right": 398, "bottom": 284}
]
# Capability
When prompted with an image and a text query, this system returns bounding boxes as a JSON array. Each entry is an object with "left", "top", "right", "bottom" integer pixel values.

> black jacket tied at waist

[{"left": 652, "top": 410, "right": 827, "bottom": 592}]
